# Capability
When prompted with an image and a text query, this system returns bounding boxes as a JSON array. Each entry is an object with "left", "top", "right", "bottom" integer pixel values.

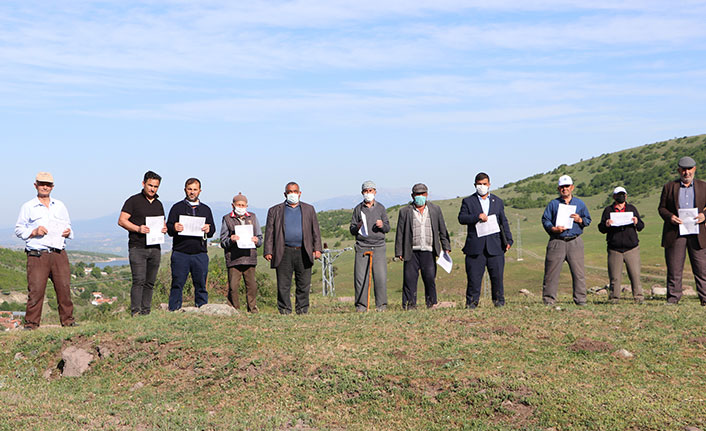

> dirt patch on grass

[
  {"left": 690, "top": 337, "right": 706, "bottom": 345},
  {"left": 492, "top": 325, "right": 521, "bottom": 336},
  {"left": 390, "top": 348, "right": 413, "bottom": 360},
  {"left": 568, "top": 338, "right": 614, "bottom": 353},
  {"left": 423, "top": 358, "right": 452, "bottom": 367},
  {"left": 446, "top": 317, "right": 483, "bottom": 326}
]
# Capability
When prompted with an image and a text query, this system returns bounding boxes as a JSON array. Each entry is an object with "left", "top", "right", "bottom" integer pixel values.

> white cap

[
  {"left": 558, "top": 175, "right": 573, "bottom": 186},
  {"left": 613, "top": 186, "right": 627, "bottom": 195}
]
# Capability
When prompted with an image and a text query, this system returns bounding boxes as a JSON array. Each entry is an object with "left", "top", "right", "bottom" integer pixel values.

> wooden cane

[{"left": 363, "top": 251, "right": 374, "bottom": 311}]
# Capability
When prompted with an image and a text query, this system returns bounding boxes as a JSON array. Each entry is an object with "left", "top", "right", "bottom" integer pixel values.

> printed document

[
  {"left": 678, "top": 208, "right": 699, "bottom": 235},
  {"left": 609, "top": 212, "right": 634, "bottom": 227},
  {"left": 359, "top": 212, "right": 369, "bottom": 237},
  {"left": 233, "top": 224, "right": 255, "bottom": 249},
  {"left": 436, "top": 250, "right": 453, "bottom": 274},
  {"left": 40, "top": 219, "right": 68, "bottom": 249},
  {"left": 556, "top": 204, "right": 577, "bottom": 229},
  {"left": 475, "top": 214, "right": 500, "bottom": 237},
  {"left": 145, "top": 216, "right": 165, "bottom": 246},
  {"left": 178, "top": 215, "right": 206, "bottom": 237}
]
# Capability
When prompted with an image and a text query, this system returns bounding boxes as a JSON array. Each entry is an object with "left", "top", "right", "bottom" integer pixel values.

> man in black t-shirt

[{"left": 118, "top": 171, "right": 167, "bottom": 316}]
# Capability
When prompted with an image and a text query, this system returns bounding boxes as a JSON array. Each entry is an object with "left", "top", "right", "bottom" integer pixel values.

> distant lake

[{"left": 95, "top": 259, "right": 129, "bottom": 268}]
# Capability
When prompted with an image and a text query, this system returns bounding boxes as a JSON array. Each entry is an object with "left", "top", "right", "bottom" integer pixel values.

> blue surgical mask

[{"left": 414, "top": 195, "right": 426, "bottom": 206}]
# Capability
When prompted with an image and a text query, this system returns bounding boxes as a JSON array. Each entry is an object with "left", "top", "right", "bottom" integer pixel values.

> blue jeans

[{"left": 169, "top": 251, "right": 209, "bottom": 310}]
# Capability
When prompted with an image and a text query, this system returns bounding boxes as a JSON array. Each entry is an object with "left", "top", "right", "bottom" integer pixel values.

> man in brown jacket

[
  {"left": 264, "top": 182, "right": 322, "bottom": 314},
  {"left": 658, "top": 156, "right": 706, "bottom": 305}
]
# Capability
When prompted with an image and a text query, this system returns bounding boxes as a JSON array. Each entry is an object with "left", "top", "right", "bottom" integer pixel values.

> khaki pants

[
  {"left": 25, "top": 250, "right": 74, "bottom": 328},
  {"left": 227, "top": 265, "right": 258, "bottom": 312},
  {"left": 607, "top": 246, "right": 643, "bottom": 301},
  {"left": 542, "top": 237, "right": 586, "bottom": 305}
]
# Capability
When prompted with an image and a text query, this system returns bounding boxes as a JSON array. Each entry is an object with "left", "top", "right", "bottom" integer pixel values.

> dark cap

[
  {"left": 412, "top": 183, "right": 428, "bottom": 194},
  {"left": 678, "top": 156, "right": 696, "bottom": 169}
]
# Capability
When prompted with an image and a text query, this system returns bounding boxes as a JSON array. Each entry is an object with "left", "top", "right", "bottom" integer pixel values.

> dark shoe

[
  {"left": 62, "top": 322, "right": 78, "bottom": 327},
  {"left": 356, "top": 306, "right": 367, "bottom": 313},
  {"left": 403, "top": 304, "right": 417, "bottom": 311},
  {"left": 465, "top": 303, "right": 478, "bottom": 310},
  {"left": 22, "top": 325, "right": 37, "bottom": 331},
  {"left": 493, "top": 302, "right": 505, "bottom": 308},
  {"left": 700, "top": 301, "right": 706, "bottom": 306},
  {"left": 278, "top": 309, "right": 292, "bottom": 315},
  {"left": 665, "top": 301, "right": 679, "bottom": 306},
  {"left": 575, "top": 302, "right": 587, "bottom": 307},
  {"left": 376, "top": 305, "right": 387, "bottom": 312}
]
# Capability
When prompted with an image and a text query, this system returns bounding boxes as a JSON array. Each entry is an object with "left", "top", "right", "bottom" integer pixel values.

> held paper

[
  {"left": 678, "top": 208, "right": 699, "bottom": 236},
  {"left": 359, "top": 212, "right": 369, "bottom": 237},
  {"left": 39, "top": 219, "right": 68, "bottom": 249},
  {"left": 178, "top": 215, "right": 207, "bottom": 237},
  {"left": 436, "top": 250, "right": 453, "bottom": 274},
  {"left": 146, "top": 216, "right": 165, "bottom": 246},
  {"left": 475, "top": 214, "right": 500, "bottom": 238},
  {"left": 609, "top": 212, "right": 634, "bottom": 227},
  {"left": 234, "top": 224, "right": 255, "bottom": 249},
  {"left": 556, "top": 204, "right": 577, "bottom": 229}
]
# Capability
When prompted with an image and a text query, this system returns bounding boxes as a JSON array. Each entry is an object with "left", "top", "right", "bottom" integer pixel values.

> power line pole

[{"left": 320, "top": 246, "right": 352, "bottom": 297}]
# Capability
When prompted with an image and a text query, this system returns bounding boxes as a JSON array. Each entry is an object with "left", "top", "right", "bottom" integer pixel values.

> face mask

[
  {"left": 614, "top": 194, "right": 626, "bottom": 204},
  {"left": 363, "top": 193, "right": 375, "bottom": 203},
  {"left": 286, "top": 193, "right": 299, "bottom": 205},
  {"left": 233, "top": 206, "right": 247, "bottom": 216},
  {"left": 476, "top": 184, "right": 489, "bottom": 196},
  {"left": 414, "top": 195, "right": 426, "bottom": 206}
]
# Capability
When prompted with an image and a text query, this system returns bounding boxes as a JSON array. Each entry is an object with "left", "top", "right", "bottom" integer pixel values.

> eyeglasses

[
  {"left": 558, "top": 185, "right": 571, "bottom": 189},
  {"left": 37, "top": 182, "right": 54, "bottom": 187}
]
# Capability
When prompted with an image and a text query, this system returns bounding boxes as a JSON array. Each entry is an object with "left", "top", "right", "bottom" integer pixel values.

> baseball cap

[
  {"left": 613, "top": 186, "right": 627, "bottom": 195},
  {"left": 557, "top": 175, "right": 573, "bottom": 186},
  {"left": 361, "top": 180, "right": 376, "bottom": 191}
]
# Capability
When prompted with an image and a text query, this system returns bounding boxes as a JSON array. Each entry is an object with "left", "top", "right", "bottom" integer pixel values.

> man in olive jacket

[
  {"left": 394, "top": 183, "right": 451, "bottom": 309},
  {"left": 264, "top": 182, "right": 322, "bottom": 314}
]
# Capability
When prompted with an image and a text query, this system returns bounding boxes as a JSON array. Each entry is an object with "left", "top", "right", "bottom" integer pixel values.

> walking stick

[{"left": 363, "top": 251, "right": 374, "bottom": 311}]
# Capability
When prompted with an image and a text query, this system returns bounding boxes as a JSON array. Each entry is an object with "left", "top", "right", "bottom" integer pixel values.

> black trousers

[
  {"left": 465, "top": 251, "right": 505, "bottom": 307},
  {"left": 402, "top": 250, "right": 437, "bottom": 309},
  {"left": 276, "top": 246, "right": 312, "bottom": 314}
]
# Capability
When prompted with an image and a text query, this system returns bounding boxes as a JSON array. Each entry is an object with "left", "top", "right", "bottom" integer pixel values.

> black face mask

[{"left": 614, "top": 194, "right": 626, "bottom": 204}]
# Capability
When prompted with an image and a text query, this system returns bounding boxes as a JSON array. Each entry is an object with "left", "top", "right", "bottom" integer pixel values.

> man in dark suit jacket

[
  {"left": 658, "top": 156, "right": 706, "bottom": 305},
  {"left": 458, "top": 172, "right": 513, "bottom": 309},
  {"left": 394, "top": 183, "right": 451, "bottom": 309},
  {"left": 264, "top": 182, "right": 322, "bottom": 314}
]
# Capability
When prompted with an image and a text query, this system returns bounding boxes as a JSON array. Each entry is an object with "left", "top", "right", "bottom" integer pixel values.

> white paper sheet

[
  {"left": 178, "top": 215, "right": 207, "bottom": 237},
  {"left": 436, "top": 250, "right": 453, "bottom": 274},
  {"left": 609, "top": 211, "right": 634, "bottom": 227},
  {"left": 678, "top": 208, "right": 699, "bottom": 235},
  {"left": 39, "top": 219, "right": 67, "bottom": 249},
  {"left": 145, "top": 216, "right": 165, "bottom": 245},
  {"left": 234, "top": 224, "right": 255, "bottom": 249},
  {"left": 475, "top": 214, "right": 500, "bottom": 237},
  {"left": 359, "top": 212, "right": 369, "bottom": 237},
  {"left": 556, "top": 204, "right": 577, "bottom": 229}
]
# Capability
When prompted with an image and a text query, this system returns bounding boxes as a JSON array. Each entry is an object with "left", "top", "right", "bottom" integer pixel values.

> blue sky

[{"left": 3, "top": 1, "right": 706, "bottom": 226}]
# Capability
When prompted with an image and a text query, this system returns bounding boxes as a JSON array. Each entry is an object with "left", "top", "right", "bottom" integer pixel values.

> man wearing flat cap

[
  {"left": 658, "top": 156, "right": 706, "bottom": 305},
  {"left": 15, "top": 172, "right": 76, "bottom": 329},
  {"left": 220, "top": 193, "right": 263, "bottom": 312},
  {"left": 598, "top": 186, "right": 645, "bottom": 303},
  {"left": 541, "top": 175, "right": 592, "bottom": 306},
  {"left": 350, "top": 180, "right": 390, "bottom": 311},
  {"left": 394, "top": 183, "right": 451, "bottom": 309}
]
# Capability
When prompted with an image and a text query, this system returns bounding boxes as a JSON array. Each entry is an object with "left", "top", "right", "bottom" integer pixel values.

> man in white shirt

[{"left": 15, "top": 172, "right": 76, "bottom": 330}]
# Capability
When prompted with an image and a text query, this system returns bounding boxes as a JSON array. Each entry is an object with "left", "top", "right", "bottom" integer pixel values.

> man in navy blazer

[{"left": 458, "top": 172, "right": 513, "bottom": 308}]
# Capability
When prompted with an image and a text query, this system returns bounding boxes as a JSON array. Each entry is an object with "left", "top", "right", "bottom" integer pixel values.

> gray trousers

[
  {"left": 542, "top": 237, "right": 586, "bottom": 305},
  {"left": 607, "top": 246, "right": 643, "bottom": 300},
  {"left": 665, "top": 236, "right": 706, "bottom": 303},
  {"left": 128, "top": 247, "right": 161, "bottom": 315},
  {"left": 353, "top": 244, "right": 387, "bottom": 309}
]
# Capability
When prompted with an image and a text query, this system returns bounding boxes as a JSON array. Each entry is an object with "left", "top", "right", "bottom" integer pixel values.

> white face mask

[
  {"left": 233, "top": 206, "right": 247, "bottom": 216},
  {"left": 286, "top": 193, "right": 300, "bottom": 205},
  {"left": 476, "top": 184, "right": 489, "bottom": 196},
  {"left": 363, "top": 193, "right": 375, "bottom": 203}
]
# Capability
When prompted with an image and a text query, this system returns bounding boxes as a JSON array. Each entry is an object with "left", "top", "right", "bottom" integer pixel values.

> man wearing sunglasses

[{"left": 541, "top": 175, "right": 592, "bottom": 306}]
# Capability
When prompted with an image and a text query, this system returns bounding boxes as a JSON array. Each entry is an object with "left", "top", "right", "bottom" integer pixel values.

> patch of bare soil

[
  {"left": 568, "top": 338, "right": 614, "bottom": 353},
  {"left": 422, "top": 358, "right": 452, "bottom": 367},
  {"left": 390, "top": 348, "right": 412, "bottom": 360},
  {"left": 492, "top": 325, "right": 521, "bottom": 336},
  {"left": 690, "top": 337, "right": 706, "bottom": 345},
  {"left": 495, "top": 385, "right": 537, "bottom": 427},
  {"left": 446, "top": 317, "right": 483, "bottom": 326}
]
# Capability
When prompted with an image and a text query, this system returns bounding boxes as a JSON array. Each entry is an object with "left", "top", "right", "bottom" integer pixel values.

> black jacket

[{"left": 597, "top": 203, "right": 644, "bottom": 252}]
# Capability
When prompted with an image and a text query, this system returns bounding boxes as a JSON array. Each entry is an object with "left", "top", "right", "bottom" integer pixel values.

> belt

[
  {"left": 285, "top": 245, "right": 302, "bottom": 249},
  {"left": 26, "top": 248, "right": 63, "bottom": 256},
  {"left": 558, "top": 236, "right": 578, "bottom": 242}
]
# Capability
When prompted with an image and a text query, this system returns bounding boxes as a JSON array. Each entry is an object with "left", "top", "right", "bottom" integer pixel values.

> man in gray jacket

[
  {"left": 395, "top": 183, "right": 451, "bottom": 309},
  {"left": 264, "top": 182, "right": 322, "bottom": 314},
  {"left": 350, "top": 180, "right": 391, "bottom": 312}
]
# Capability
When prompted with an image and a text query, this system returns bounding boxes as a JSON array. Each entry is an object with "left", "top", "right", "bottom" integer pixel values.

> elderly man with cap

[
  {"left": 541, "top": 175, "right": 592, "bottom": 306},
  {"left": 394, "top": 183, "right": 451, "bottom": 310},
  {"left": 658, "top": 156, "right": 706, "bottom": 305},
  {"left": 15, "top": 172, "right": 76, "bottom": 329},
  {"left": 220, "top": 193, "right": 263, "bottom": 312},
  {"left": 349, "top": 180, "right": 391, "bottom": 312},
  {"left": 598, "top": 186, "right": 645, "bottom": 303}
]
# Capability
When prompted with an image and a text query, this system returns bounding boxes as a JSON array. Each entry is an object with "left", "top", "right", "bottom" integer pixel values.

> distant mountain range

[{"left": 0, "top": 188, "right": 419, "bottom": 255}]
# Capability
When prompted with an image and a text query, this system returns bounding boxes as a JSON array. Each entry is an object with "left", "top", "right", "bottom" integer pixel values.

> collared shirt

[
  {"left": 15, "top": 197, "right": 73, "bottom": 251},
  {"left": 542, "top": 196, "right": 592, "bottom": 238},
  {"left": 477, "top": 194, "right": 491, "bottom": 215},
  {"left": 679, "top": 182, "right": 695, "bottom": 209},
  {"left": 412, "top": 205, "right": 433, "bottom": 251}
]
